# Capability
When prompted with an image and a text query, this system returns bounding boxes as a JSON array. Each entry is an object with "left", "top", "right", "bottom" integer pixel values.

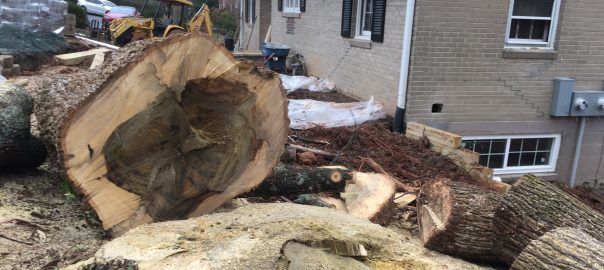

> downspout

[
  {"left": 570, "top": 117, "right": 586, "bottom": 187},
  {"left": 238, "top": 0, "right": 245, "bottom": 51},
  {"left": 393, "top": 0, "right": 417, "bottom": 133}
]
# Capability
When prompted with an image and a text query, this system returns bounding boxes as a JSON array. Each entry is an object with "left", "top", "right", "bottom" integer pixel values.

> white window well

[
  {"left": 461, "top": 134, "right": 561, "bottom": 174},
  {"left": 355, "top": 0, "right": 373, "bottom": 39},
  {"left": 284, "top": 0, "right": 301, "bottom": 13},
  {"left": 505, "top": 0, "right": 561, "bottom": 48}
]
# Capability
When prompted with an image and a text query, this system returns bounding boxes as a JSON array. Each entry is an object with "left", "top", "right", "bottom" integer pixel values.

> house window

[
  {"left": 284, "top": 0, "right": 301, "bottom": 13},
  {"left": 461, "top": 134, "right": 561, "bottom": 174},
  {"left": 506, "top": 0, "right": 561, "bottom": 48},
  {"left": 355, "top": 0, "right": 374, "bottom": 38}
]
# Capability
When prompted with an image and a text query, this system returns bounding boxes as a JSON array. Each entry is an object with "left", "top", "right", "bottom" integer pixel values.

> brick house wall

[
  {"left": 407, "top": 0, "right": 604, "bottom": 187},
  {"left": 270, "top": 0, "right": 407, "bottom": 114},
  {"left": 268, "top": 0, "right": 604, "bottom": 187}
]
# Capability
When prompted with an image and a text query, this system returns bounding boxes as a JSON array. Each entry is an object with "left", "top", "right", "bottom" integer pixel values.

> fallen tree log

[
  {"left": 494, "top": 175, "right": 604, "bottom": 265},
  {"left": 417, "top": 178, "right": 502, "bottom": 262},
  {"left": 246, "top": 164, "right": 352, "bottom": 197},
  {"left": 26, "top": 33, "right": 289, "bottom": 232},
  {"left": 511, "top": 227, "right": 604, "bottom": 270},
  {"left": 0, "top": 83, "right": 46, "bottom": 170}
]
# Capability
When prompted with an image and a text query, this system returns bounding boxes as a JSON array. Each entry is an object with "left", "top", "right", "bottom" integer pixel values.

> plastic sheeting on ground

[
  {"left": 288, "top": 97, "right": 388, "bottom": 129},
  {"left": 0, "top": 0, "right": 68, "bottom": 32},
  {"left": 279, "top": 74, "right": 336, "bottom": 94},
  {"left": 0, "top": 75, "right": 5, "bottom": 84}
]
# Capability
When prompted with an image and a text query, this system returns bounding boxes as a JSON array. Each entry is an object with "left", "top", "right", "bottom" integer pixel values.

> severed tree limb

[
  {"left": 245, "top": 164, "right": 352, "bottom": 197},
  {"left": 493, "top": 175, "right": 604, "bottom": 265},
  {"left": 511, "top": 227, "right": 604, "bottom": 270},
  {"left": 287, "top": 144, "right": 336, "bottom": 157},
  {"left": 417, "top": 178, "right": 503, "bottom": 262}
]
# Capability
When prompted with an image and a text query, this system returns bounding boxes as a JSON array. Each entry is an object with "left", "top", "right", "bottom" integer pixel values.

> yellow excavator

[{"left": 109, "top": 0, "right": 213, "bottom": 46}]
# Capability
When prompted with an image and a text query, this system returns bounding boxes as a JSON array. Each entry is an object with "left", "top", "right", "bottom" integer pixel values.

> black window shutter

[
  {"left": 278, "top": 0, "right": 283, "bottom": 12},
  {"left": 341, "top": 0, "right": 353, "bottom": 38},
  {"left": 252, "top": 0, "right": 256, "bottom": 23},
  {"left": 301, "top": 0, "right": 306, "bottom": 12},
  {"left": 245, "top": 0, "right": 249, "bottom": 22},
  {"left": 371, "top": 0, "right": 387, "bottom": 42}
]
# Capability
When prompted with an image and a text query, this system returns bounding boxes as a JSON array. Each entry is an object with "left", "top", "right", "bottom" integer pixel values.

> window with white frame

[
  {"left": 355, "top": 0, "right": 374, "bottom": 38},
  {"left": 461, "top": 135, "right": 560, "bottom": 174},
  {"left": 506, "top": 0, "right": 561, "bottom": 48},
  {"left": 284, "top": 0, "right": 301, "bottom": 13}
]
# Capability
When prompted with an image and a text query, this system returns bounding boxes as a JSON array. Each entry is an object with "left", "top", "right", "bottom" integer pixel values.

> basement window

[
  {"left": 461, "top": 134, "right": 561, "bottom": 174},
  {"left": 505, "top": 0, "right": 561, "bottom": 48}
]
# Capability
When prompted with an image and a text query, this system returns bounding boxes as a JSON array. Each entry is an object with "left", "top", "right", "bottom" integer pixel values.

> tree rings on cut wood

[
  {"left": 340, "top": 172, "right": 396, "bottom": 225},
  {"left": 417, "top": 178, "right": 502, "bottom": 262},
  {"left": 27, "top": 33, "right": 289, "bottom": 231}
]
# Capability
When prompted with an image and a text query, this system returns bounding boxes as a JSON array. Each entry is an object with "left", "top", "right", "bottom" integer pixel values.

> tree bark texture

[
  {"left": 511, "top": 227, "right": 604, "bottom": 270},
  {"left": 494, "top": 175, "right": 604, "bottom": 265},
  {"left": 417, "top": 178, "right": 503, "bottom": 262},
  {"left": 25, "top": 33, "right": 289, "bottom": 231},
  {"left": 246, "top": 164, "right": 352, "bottom": 197},
  {"left": 0, "top": 83, "right": 46, "bottom": 170}
]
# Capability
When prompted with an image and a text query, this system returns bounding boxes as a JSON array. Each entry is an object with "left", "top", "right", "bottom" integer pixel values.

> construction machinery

[{"left": 109, "top": 0, "right": 213, "bottom": 46}]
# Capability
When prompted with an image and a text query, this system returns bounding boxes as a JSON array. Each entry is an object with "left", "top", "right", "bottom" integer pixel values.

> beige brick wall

[
  {"left": 270, "top": 0, "right": 407, "bottom": 114},
  {"left": 408, "top": 0, "right": 604, "bottom": 187}
]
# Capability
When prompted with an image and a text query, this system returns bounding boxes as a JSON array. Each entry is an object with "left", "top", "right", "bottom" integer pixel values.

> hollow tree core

[{"left": 27, "top": 33, "right": 289, "bottom": 231}]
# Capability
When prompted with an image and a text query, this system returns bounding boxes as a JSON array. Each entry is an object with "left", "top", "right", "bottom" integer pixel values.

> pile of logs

[{"left": 417, "top": 175, "right": 604, "bottom": 269}]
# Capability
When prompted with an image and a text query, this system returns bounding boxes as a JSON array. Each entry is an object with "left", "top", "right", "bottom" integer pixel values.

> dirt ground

[{"left": 0, "top": 165, "right": 105, "bottom": 270}]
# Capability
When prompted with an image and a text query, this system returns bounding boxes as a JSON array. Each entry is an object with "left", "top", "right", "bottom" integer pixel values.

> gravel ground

[{"left": 0, "top": 166, "right": 105, "bottom": 270}]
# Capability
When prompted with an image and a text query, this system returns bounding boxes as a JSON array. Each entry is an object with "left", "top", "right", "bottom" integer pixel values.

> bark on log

[
  {"left": 511, "top": 227, "right": 604, "bottom": 270},
  {"left": 417, "top": 178, "right": 503, "bottom": 262},
  {"left": 0, "top": 83, "right": 46, "bottom": 170},
  {"left": 26, "top": 33, "right": 289, "bottom": 231},
  {"left": 246, "top": 164, "right": 352, "bottom": 197},
  {"left": 494, "top": 175, "right": 604, "bottom": 265}
]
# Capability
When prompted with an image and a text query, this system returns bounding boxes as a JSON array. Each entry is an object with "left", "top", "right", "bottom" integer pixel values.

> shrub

[{"left": 66, "top": 0, "right": 89, "bottom": 29}]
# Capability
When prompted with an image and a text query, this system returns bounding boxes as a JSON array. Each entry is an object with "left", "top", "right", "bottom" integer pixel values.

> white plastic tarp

[
  {"left": 0, "top": 74, "right": 6, "bottom": 84},
  {"left": 279, "top": 74, "right": 336, "bottom": 94},
  {"left": 288, "top": 97, "right": 388, "bottom": 129}
]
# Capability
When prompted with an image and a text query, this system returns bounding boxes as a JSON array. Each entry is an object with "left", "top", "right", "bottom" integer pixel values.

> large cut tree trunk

[
  {"left": 494, "top": 175, "right": 604, "bottom": 265},
  {"left": 511, "top": 227, "right": 604, "bottom": 270},
  {"left": 340, "top": 172, "right": 396, "bottom": 225},
  {"left": 417, "top": 178, "right": 503, "bottom": 262},
  {"left": 245, "top": 164, "right": 352, "bottom": 197},
  {"left": 26, "top": 33, "right": 289, "bottom": 232}
]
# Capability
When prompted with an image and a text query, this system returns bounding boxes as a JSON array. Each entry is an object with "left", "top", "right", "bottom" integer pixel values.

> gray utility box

[
  {"left": 570, "top": 91, "right": 604, "bottom": 117},
  {"left": 551, "top": 78, "right": 604, "bottom": 117},
  {"left": 551, "top": 78, "right": 575, "bottom": 117}
]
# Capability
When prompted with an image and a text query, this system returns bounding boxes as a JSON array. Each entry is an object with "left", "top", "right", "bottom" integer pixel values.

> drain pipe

[
  {"left": 570, "top": 117, "right": 586, "bottom": 187},
  {"left": 393, "top": 0, "right": 417, "bottom": 133}
]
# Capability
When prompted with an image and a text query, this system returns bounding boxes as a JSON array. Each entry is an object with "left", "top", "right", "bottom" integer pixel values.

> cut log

[
  {"left": 340, "top": 172, "right": 396, "bottom": 225},
  {"left": 0, "top": 83, "right": 46, "bottom": 170},
  {"left": 417, "top": 178, "right": 502, "bottom": 262},
  {"left": 293, "top": 194, "right": 347, "bottom": 211},
  {"left": 246, "top": 164, "right": 352, "bottom": 197},
  {"left": 511, "top": 227, "right": 604, "bottom": 270},
  {"left": 493, "top": 175, "right": 604, "bottom": 265},
  {"left": 26, "top": 33, "right": 289, "bottom": 231}
]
